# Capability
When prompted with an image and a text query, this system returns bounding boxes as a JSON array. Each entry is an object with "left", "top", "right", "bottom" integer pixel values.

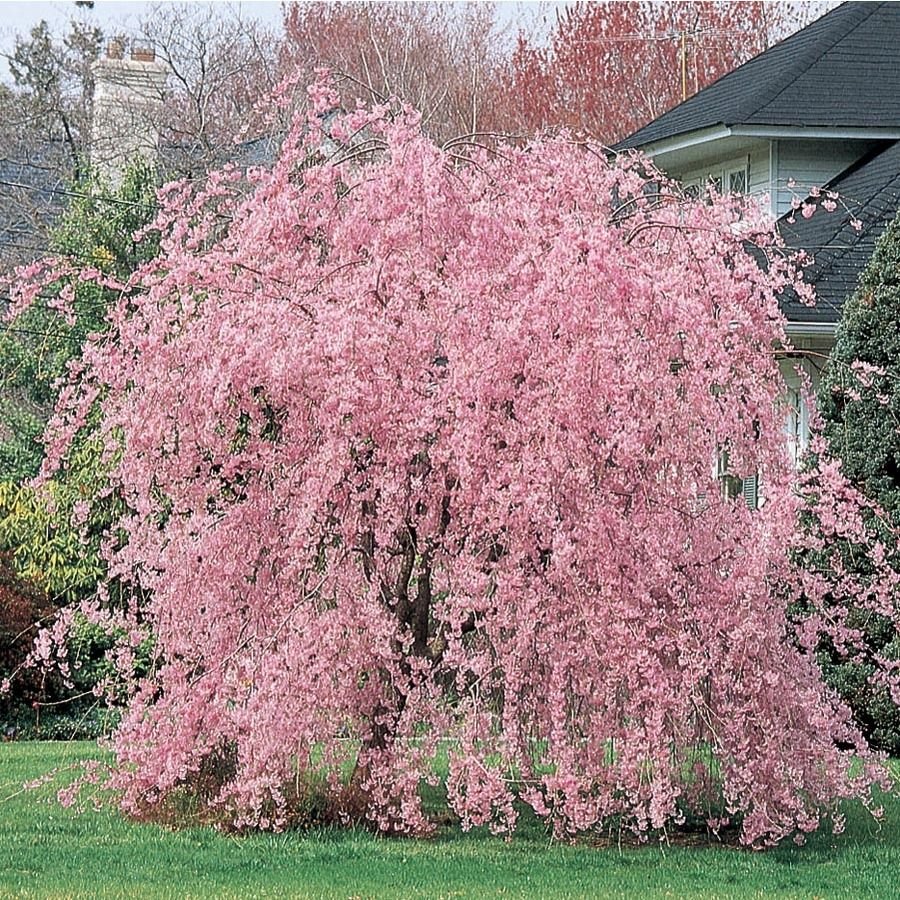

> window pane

[{"left": 729, "top": 169, "right": 747, "bottom": 194}]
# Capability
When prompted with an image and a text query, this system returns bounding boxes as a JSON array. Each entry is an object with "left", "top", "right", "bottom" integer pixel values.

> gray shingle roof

[
  {"left": 616, "top": 2, "right": 897, "bottom": 151},
  {"left": 779, "top": 141, "right": 900, "bottom": 324},
  {"left": 0, "top": 148, "right": 68, "bottom": 267}
]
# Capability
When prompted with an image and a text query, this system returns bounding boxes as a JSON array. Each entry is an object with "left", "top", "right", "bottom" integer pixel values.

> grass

[{"left": 2, "top": 742, "right": 900, "bottom": 898}]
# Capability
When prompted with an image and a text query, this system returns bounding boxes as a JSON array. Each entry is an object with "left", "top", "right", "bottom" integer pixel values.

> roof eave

[
  {"left": 731, "top": 125, "right": 900, "bottom": 140},
  {"left": 784, "top": 320, "right": 837, "bottom": 339},
  {"left": 616, "top": 125, "right": 734, "bottom": 158},
  {"left": 624, "top": 123, "right": 900, "bottom": 160}
]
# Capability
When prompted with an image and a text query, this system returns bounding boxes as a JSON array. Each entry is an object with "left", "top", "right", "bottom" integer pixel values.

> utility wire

[
  {"left": 0, "top": 270, "right": 305, "bottom": 339},
  {"left": 0, "top": 240, "right": 149, "bottom": 265},
  {"left": 1, "top": 324, "right": 86, "bottom": 340},
  {"left": 0, "top": 178, "right": 158, "bottom": 211}
]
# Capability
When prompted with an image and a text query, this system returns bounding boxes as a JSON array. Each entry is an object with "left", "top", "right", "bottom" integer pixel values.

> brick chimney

[{"left": 90, "top": 41, "right": 168, "bottom": 186}]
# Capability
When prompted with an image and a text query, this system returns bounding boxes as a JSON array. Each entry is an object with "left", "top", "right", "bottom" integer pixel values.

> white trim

[
  {"left": 629, "top": 125, "right": 734, "bottom": 158},
  {"left": 731, "top": 125, "right": 900, "bottom": 141},
  {"left": 768, "top": 140, "right": 778, "bottom": 215},
  {"left": 629, "top": 123, "right": 900, "bottom": 160},
  {"left": 681, "top": 157, "right": 751, "bottom": 201},
  {"left": 784, "top": 321, "right": 837, "bottom": 338}
]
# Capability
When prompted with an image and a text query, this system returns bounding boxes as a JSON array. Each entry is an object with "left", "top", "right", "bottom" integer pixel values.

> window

[
  {"left": 784, "top": 382, "right": 804, "bottom": 465},
  {"left": 680, "top": 159, "right": 750, "bottom": 199},
  {"left": 741, "top": 473, "right": 760, "bottom": 510},
  {"left": 728, "top": 168, "right": 748, "bottom": 194},
  {"left": 779, "top": 358, "right": 817, "bottom": 468},
  {"left": 715, "top": 447, "right": 760, "bottom": 510}
]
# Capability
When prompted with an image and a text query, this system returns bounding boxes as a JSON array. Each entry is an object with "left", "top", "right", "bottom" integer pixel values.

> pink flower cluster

[{"left": 30, "top": 83, "right": 900, "bottom": 846}]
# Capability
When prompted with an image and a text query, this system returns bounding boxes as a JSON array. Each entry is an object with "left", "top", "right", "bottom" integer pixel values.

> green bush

[
  {"left": 815, "top": 208, "right": 900, "bottom": 753},
  {"left": 0, "top": 551, "right": 55, "bottom": 725}
]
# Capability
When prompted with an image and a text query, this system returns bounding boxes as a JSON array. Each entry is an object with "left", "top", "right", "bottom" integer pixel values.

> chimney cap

[
  {"left": 106, "top": 38, "right": 124, "bottom": 60},
  {"left": 131, "top": 46, "right": 156, "bottom": 63}
]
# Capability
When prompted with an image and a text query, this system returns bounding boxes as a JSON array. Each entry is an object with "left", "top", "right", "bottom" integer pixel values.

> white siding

[
  {"left": 671, "top": 142, "right": 772, "bottom": 211},
  {"left": 774, "top": 139, "right": 879, "bottom": 216},
  {"left": 779, "top": 355, "right": 825, "bottom": 466},
  {"left": 660, "top": 137, "right": 883, "bottom": 216},
  {"left": 748, "top": 144, "right": 771, "bottom": 212},
  {"left": 678, "top": 153, "right": 752, "bottom": 195}
]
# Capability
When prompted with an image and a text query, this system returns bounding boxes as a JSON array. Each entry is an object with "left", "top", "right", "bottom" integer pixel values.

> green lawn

[{"left": 1, "top": 742, "right": 899, "bottom": 899}]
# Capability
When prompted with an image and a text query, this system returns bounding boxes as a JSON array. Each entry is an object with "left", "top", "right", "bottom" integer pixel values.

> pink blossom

[
  {"left": 22, "top": 79, "right": 898, "bottom": 848},
  {"left": 72, "top": 499, "right": 90, "bottom": 526}
]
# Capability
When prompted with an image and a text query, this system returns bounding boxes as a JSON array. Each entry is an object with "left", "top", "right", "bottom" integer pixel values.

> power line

[
  {"left": 0, "top": 178, "right": 158, "bottom": 211},
  {"left": 0, "top": 323, "right": 88, "bottom": 341},
  {"left": 0, "top": 240, "right": 149, "bottom": 266},
  {"left": 563, "top": 26, "right": 753, "bottom": 45}
]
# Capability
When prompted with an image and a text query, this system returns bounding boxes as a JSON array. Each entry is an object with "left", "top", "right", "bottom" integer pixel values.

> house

[
  {"left": 614, "top": 1, "right": 900, "bottom": 463},
  {"left": 89, "top": 41, "right": 290, "bottom": 183},
  {"left": 0, "top": 41, "right": 167, "bottom": 274},
  {"left": 0, "top": 148, "right": 68, "bottom": 270},
  {"left": 90, "top": 40, "right": 168, "bottom": 188}
]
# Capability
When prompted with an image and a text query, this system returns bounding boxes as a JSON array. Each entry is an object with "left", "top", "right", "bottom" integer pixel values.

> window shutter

[{"left": 741, "top": 474, "right": 759, "bottom": 510}]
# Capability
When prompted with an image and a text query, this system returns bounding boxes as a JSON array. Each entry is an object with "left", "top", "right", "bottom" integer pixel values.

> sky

[
  {"left": 0, "top": 1, "right": 284, "bottom": 80},
  {"left": 0, "top": 1, "right": 284, "bottom": 43},
  {"left": 0, "top": 0, "right": 562, "bottom": 81}
]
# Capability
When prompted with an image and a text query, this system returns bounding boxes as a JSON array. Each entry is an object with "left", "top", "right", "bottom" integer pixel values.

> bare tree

[
  {"left": 282, "top": 2, "right": 511, "bottom": 144},
  {"left": 0, "top": 18, "right": 103, "bottom": 267},
  {"left": 5, "top": 18, "right": 102, "bottom": 177},
  {"left": 498, "top": 1, "right": 826, "bottom": 144},
  {"left": 135, "top": 3, "right": 283, "bottom": 178},
  {"left": 0, "top": 3, "right": 285, "bottom": 269}
]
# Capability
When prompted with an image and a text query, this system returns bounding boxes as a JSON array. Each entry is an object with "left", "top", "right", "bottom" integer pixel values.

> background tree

[
  {"left": 281, "top": 2, "right": 510, "bottom": 143},
  {"left": 0, "top": 16, "right": 102, "bottom": 268},
  {"left": 0, "top": 162, "right": 157, "bottom": 735},
  {"left": 0, "top": 161, "right": 158, "bottom": 481},
  {"left": 35, "top": 86, "right": 899, "bottom": 847},
  {"left": 0, "top": 550, "right": 56, "bottom": 733},
  {"left": 815, "top": 211, "right": 900, "bottom": 755},
  {"left": 6, "top": 18, "right": 102, "bottom": 177},
  {"left": 501, "top": 1, "right": 814, "bottom": 143},
  {"left": 135, "top": 3, "right": 283, "bottom": 178}
]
